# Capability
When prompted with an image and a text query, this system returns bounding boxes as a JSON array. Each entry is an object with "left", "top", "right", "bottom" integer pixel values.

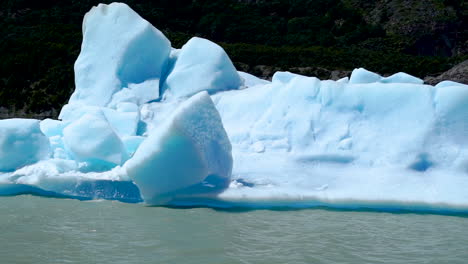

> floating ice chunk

[
  {"left": 162, "top": 37, "right": 242, "bottom": 99},
  {"left": 4, "top": 2, "right": 468, "bottom": 212},
  {"left": 380, "top": 72, "right": 423, "bottom": 84},
  {"left": 125, "top": 91, "right": 232, "bottom": 204},
  {"left": 349, "top": 68, "right": 382, "bottom": 84},
  {"left": 0, "top": 119, "right": 50, "bottom": 172},
  {"left": 63, "top": 112, "right": 127, "bottom": 170},
  {"left": 435, "top": 80, "right": 468, "bottom": 88},
  {"left": 238, "top": 71, "right": 270, "bottom": 87},
  {"left": 70, "top": 2, "right": 170, "bottom": 107}
]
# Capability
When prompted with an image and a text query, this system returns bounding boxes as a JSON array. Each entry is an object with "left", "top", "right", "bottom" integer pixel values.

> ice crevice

[{"left": 1, "top": 3, "right": 468, "bottom": 213}]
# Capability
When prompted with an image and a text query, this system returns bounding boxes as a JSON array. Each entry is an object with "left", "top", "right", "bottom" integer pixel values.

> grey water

[{"left": 1, "top": 196, "right": 468, "bottom": 264}]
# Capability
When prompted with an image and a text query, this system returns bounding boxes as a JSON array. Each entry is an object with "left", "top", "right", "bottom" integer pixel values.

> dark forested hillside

[{"left": 1, "top": 0, "right": 467, "bottom": 117}]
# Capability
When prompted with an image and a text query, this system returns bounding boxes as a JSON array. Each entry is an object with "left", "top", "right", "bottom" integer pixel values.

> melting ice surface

[{"left": 1, "top": 3, "right": 468, "bottom": 213}]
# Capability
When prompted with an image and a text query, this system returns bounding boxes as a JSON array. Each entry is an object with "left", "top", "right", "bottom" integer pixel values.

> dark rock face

[
  {"left": 244, "top": 65, "right": 351, "bottom": 81},
  {"left": 425, "top": 60, "right": 468, "bottom": 85},
  {"left": 0, "top": 107, "right": 58, "bottom": 120},
  {"left": 251, "top": 65, "right": 282, "bottom": 80},
  {"left": 289, "top": 67, "right": 351, "bottom": 81},
  {"left": 340, "top": 0, "right": 466, "bottom": 57}
]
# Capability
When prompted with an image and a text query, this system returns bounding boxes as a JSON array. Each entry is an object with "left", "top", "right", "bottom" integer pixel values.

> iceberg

[
  {"left": 1, "top": 2, "right": 468, "bottom": 213},
  {"left": 125, "top": 92, "right": 232, "bottom": 204}
]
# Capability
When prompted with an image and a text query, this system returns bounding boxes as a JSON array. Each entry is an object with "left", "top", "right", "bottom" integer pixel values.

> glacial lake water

[{"left": 1, "top": 196, "right": 468, "bottom": 264}]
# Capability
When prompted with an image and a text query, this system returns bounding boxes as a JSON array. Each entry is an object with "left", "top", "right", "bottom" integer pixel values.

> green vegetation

[{"left": 1, "top": 0, "right": 467, "bottom": 116}]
